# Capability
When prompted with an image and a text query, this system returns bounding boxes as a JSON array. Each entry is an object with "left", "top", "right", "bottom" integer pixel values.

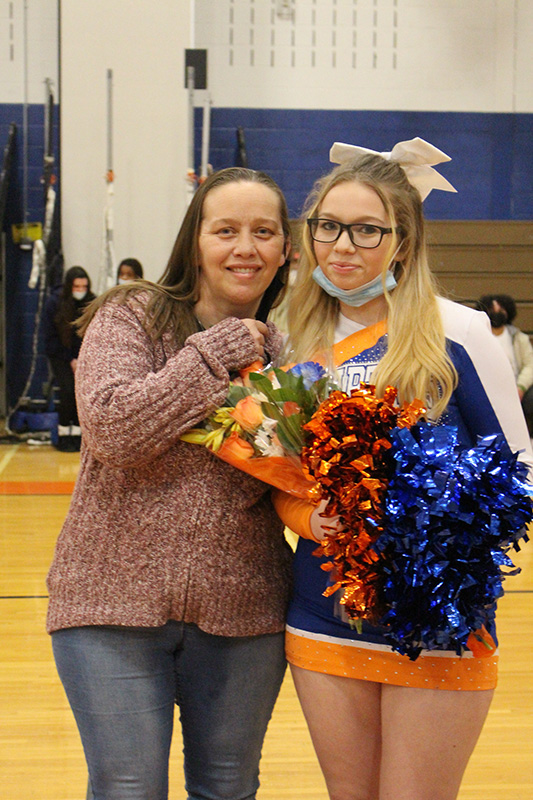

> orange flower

[
  {"left": 231, "top": 395, "right": 264, "bottom": 431},
  {"left": 283, "top": 401, "right": 301, "bottom": 417},
  {"left": 239, "top": 360, "right": 264, "bottom": 387},
  {"left": 218, "top": 431, "right": 255, "bottom": 461}
]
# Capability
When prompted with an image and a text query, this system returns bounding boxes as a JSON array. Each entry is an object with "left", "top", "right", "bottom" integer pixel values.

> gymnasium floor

[{"left": 0, "top": 441, "right": 532, "bottom": 799}]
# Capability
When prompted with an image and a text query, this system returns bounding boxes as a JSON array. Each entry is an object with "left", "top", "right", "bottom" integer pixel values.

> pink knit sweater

[{"left": 46, "top": 297, "right": 293, "bottom": 636}]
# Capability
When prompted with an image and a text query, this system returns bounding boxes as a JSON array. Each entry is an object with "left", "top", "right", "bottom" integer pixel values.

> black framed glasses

[{"left": 307, "top": 218, "right": 398, "bottom": 249}]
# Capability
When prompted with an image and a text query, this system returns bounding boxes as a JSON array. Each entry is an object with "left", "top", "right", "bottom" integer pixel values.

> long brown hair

[
  {"left": 78, "top": 168, "right": 291, "bottom": 345},
  {"left": 55, "top": 266, "right": 95, "bottom": 347}
]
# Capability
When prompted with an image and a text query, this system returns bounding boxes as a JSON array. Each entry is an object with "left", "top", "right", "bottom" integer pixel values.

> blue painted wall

[
  {"left": 195, "top": 108, "right": 533, "bottom": 221},
  {"left": 1, "top": 103, "right": 533, "bottom": 412},
  {"left": 1, "top": 103, "right": 59, "bottom": 412}
]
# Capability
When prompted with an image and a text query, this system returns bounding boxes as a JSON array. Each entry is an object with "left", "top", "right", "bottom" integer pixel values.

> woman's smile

[
  {"left": 195, "top": 181, "right": 287, "bottom": 324},
  {"left": 226, "top": 264, "right": 262, "bottom": 274}
]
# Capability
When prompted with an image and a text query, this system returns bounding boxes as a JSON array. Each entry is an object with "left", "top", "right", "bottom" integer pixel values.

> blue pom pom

[{"left": 373, "top": 423, "right": 532, "bottom": 660}]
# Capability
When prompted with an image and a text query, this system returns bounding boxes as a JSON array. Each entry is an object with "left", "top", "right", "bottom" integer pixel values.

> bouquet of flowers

[
  {"left": 181, "top": 360, "right": 339, "bottom": 498},
  {"left": 182, "top": 363, "right": 533, "bottom": 660}
]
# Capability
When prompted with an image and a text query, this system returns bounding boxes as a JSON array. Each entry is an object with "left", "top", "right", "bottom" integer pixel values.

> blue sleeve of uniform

[{"left": 441, "top": 300, "right": 533, "bottom": 481}]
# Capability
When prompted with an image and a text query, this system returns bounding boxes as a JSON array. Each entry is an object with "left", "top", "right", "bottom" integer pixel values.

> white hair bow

[{"left": 329, "top": 137, "right": 457, "bottom": 201}]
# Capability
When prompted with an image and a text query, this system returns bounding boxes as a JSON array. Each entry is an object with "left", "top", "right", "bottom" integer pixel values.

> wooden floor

[{"left": 0, "top": 441, "right": 532, "bottom": 799}]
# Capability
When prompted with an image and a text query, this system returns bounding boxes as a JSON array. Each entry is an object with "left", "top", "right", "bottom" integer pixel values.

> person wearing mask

[
  {"left": 47, "top": 167, "right": 293, "bottom": 800},
  {"left": 116, "top": 257, "right": 144, "bottom": 284},
  {"left": 272, "top": 139, "right": 533, "bottom": 800},
  {"left": 42, "top": 266, "right": 96, "bottom": 451},
  {"left": 477, "top": 293, "right": 533, "bottom": 438}
]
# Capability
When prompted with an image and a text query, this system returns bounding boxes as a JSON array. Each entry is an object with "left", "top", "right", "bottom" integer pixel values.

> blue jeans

[{"left": 52, "top": 621, "right": 286, "bottom": 800}]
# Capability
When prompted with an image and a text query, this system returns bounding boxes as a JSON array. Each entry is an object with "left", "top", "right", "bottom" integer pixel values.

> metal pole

[
  {"left": 187, "top": 66, "right": 195, "bottom": 173},
  {"left": 98, "top": 69, "right": 115, "bottom": 293},
  {"left": 105, "top": 69, "right": 115, "bottom": 290},
  {"left": 44, "top": 78, "right": 53, "bottom": 163},
  {"left": 20, "top": 0, "right": 31, "bottom": 249},
  {"left": 200, "top": 93, "right": 211, "bottom": 179},
  {"left": 185, "top": 66, "right": 196, "bottom": 207},
  {"left": 107, "top": 68, "right": 113, "bottom": 175}
]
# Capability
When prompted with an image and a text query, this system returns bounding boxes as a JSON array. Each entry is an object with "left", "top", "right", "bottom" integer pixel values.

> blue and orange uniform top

[{"left": 274, "top": 299, "right": 533, "bottom": 690}]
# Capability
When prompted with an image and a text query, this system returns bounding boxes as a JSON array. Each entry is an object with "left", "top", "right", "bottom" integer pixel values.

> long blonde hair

[{"left": 288, "top": 153, "right": 457, "bottom": 418}]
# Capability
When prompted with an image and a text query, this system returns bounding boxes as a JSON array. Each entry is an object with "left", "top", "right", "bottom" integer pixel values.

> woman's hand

[
  {"left": 241, "top": 319, "right": 268, "bottom": 360},
  {"left": 310, "top": 498, "right": 342, "bottom": 541}
]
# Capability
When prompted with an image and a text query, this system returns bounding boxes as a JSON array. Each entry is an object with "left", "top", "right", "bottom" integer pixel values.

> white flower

[{"left": 254, "top": 419, "right": 284, "bottom": 457}]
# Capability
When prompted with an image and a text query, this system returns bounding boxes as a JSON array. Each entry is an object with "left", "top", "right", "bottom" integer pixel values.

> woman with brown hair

[
  {"left": 42, "top": 265, "right": 96, "bottom": 451},
  {"left": 47, "top": 167, "right": 292, "bottom": 800}
]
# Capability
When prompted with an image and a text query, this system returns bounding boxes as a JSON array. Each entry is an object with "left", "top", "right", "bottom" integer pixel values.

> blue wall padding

[
  {"left": 1, "top": 103, "right": 59, "bottom": 410},
  {"left": 194, "top": 108, "right": 533, "bottom": 220}
]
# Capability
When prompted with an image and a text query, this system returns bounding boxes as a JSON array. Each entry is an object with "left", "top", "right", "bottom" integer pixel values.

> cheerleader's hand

[{"left": 310, "top": 498, "right": 343, "bottom": 541}]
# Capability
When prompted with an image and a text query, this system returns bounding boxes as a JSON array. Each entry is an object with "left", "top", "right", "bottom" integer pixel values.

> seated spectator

[
  {"left": 477, "top": 293, "right": 533, "bottom": 436},
  {"left": 116, "top": 257, "right": 144, "bottom": 284},
  {"left": 42, "top": 266, "right": 96, "bottom": 451}
]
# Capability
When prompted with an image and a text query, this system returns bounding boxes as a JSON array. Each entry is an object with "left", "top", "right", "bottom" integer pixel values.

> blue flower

[{"left": 289, "top": 361, "right": 325, "bottom": 390}]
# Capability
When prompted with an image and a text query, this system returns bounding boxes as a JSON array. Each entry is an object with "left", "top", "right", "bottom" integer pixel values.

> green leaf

[
  {"left": 269, "top": 387, "right": 302, "bottom": 403},
  {"left": 271, "top": 368, "right": 290, "bottom": 386},
  {"left": 225, "top": 385, "right": 254, "bottom": 407},
  {"left": 276, "top": 414, "right": 307, "bottom": 453},
  {"left": 261, "top": 401, "right": 285, "bottom": 424},
  {"left": 249, "top": 373, "right": 278, "bottom": 400}
]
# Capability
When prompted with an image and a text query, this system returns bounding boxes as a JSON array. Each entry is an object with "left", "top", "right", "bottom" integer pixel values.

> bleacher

[{"left": 428, "top": 220, "right": 533, "bottom": 338}]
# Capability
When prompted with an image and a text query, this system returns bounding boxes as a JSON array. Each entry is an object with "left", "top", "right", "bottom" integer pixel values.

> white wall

[
  {"left": 0, "top": 0, "right": 58, "bottom": 102},
  {"left": 60, "top": 0, "right": 191, "bottom": 284},
  {"left": 194, "top": 0, "right": 533, "bottom": 113},
  {"left": 2, "top": 0, "right": 532, "bottom": 287},
  {"left": 516, "top": 0, "right": 533, "bottom": 111}
]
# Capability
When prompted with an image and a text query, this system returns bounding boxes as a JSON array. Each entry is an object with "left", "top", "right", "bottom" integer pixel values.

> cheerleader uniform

[{"left": 274, "top": 298, "right": 533, "bottom": 691}]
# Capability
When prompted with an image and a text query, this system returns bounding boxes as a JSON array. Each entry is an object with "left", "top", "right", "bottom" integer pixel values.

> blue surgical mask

[{"left": 312, "top": 266, "right": 397, "bottom": 307}]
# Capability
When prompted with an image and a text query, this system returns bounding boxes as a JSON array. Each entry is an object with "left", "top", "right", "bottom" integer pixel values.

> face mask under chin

[
  {"left": 312, "top": 266, "right": 397, "bottom": 307},
  {"left": 311, "top": 241, "right": 403, "bottom": 308}
]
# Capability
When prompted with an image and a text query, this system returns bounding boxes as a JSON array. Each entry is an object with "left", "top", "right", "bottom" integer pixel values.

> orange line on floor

[{"left": 0, "top": 481, "right": 75, "bottom": 495}]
